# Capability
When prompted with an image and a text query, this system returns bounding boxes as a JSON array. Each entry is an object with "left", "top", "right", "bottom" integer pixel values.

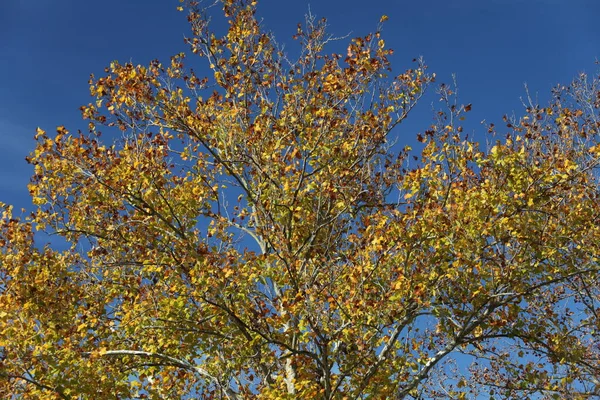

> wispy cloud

[
  {"left": 0, "top": 119, "right": 36, "bottom": 153},
  {"left": 0, "top": 118, "right": 36, "bottom": 206}
]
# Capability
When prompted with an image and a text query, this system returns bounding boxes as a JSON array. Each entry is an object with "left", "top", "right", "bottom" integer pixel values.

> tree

[{"left": 1, "top": 0, "right": 600, "bottom": 398}]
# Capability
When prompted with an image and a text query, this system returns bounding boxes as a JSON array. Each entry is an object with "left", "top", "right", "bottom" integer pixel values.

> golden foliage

[{"left": 1, "top": 1, "right": 599, "bottom": 399}]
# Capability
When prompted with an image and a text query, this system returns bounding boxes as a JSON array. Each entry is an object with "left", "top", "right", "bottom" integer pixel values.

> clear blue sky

[{"left": 1, "top": 0, "right": 599, "bottom": 211}]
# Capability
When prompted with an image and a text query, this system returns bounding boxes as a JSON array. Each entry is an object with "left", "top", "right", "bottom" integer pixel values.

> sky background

[{"left": 1, "top": 0, "right": 600, "bottom": 213}]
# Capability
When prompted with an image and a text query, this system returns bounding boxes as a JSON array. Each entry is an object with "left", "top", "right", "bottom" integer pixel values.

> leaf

[{"left": 4, "top": 1, "right": 600, "bottom": 399}]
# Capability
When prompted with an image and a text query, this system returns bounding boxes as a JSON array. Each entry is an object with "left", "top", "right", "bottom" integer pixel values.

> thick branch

[
  {"left": 0, "top": 371, "right": 71, "bottom": 400},
  {"left": 94, "top": 349, "right": 241, "bottom": 400}
]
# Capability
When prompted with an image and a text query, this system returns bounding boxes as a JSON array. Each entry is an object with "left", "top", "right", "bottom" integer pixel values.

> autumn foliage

[{"left": 1, "top": 0, "right": 600, "bottom": 398}]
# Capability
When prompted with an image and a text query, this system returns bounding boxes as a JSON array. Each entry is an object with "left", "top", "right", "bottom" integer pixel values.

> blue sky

[{"left": 1, "top": 0, "right": 599, "bottom": 212}]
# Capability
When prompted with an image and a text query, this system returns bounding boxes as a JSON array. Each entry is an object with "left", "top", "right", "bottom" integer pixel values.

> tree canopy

[{"left": 1, "top": 0, "right": 600, "bottom": 398}]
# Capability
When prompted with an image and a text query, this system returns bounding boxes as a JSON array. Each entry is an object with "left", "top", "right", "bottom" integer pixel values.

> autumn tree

[{"left": 2, "top": 0, "right": 600, "bottom": 398}]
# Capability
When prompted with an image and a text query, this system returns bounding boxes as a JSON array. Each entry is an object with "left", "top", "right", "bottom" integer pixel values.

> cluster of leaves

[{"left": 1, "top": 0, "right": 600, "bottom": 398}]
